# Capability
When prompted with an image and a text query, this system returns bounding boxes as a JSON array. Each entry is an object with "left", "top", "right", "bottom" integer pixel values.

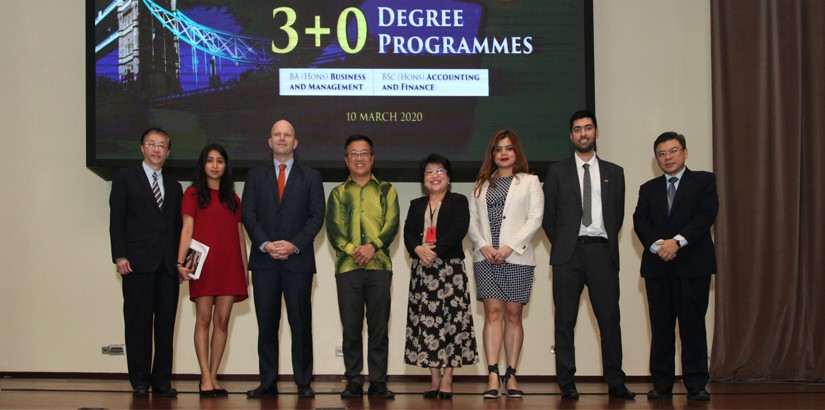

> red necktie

[{"left": 278, "top": 164, "right": 286, "bottom": 203}]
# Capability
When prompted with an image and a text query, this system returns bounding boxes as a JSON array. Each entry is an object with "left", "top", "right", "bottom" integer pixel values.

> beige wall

[{"left": 0, "top": 0, "right": 711, "bottom": 378}]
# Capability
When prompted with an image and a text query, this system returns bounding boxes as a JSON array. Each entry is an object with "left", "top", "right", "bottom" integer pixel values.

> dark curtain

[{"left": 710, "top": 0, "right": 825, "bottom": 381}]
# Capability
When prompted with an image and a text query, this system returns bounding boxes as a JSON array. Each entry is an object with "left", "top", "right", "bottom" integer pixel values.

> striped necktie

[{"left": 152, "top": 172, "right": 163, "bottom": 209}]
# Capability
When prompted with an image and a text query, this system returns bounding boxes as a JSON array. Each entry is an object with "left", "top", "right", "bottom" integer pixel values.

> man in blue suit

[
  {"left": 243, "top": 120, "right": 325, "bottom": 399},
  {"left": 109, "top": 128, "right": 183, "bottom": 398},
  {"left": 633, "top": 132, "right": 718, "bottom": 402}
]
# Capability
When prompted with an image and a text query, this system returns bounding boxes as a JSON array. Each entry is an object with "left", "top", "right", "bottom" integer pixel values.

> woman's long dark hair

[
  {"left": 473, "top": 129, "right": 530, "bottom": 197},
  {"left": 192, "top": 143, "right": 238, "bottom": 212}
]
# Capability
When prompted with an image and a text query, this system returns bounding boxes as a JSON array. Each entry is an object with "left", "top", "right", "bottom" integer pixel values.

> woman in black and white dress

[
  {"left": 403, "top": 154, "right": 478, "bottom": 399},
  {"left": 468, "top": 130, "right": 543, "bottom": 398}
]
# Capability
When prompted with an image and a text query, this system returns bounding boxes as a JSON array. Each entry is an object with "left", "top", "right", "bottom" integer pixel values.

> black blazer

[
  {"left": 633, "top": 168, "right": 718, "bottom": 278},
  {"left": 109, "top": 165, "right": 183, "bottom": 274},
  {"left": 403, "top": 192, "right": 469, "bottom": 261},
  {"left": 242, "top": 161, "right": 325, "bottom": 273},
  {"left": 543, "top": 156, "right": 626, "bottom": 269}
]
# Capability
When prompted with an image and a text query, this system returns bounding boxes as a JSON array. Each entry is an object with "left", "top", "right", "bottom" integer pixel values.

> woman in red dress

[{"left": 176, "top": 143, "right": 248, "bottom": 397}]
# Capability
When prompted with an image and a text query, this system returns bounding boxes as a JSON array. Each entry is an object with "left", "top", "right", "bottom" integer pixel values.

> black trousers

[
  {"left": 122, "top": 265, "right": 179, "bottom": 389},
  {"left": 251, "top": 267, "right": 315, "bottom": 387},
  {"left": 644, "top": 274, "right": 711, "bottom": 392},
  {"left": 552, "top": 242, "right": 626, "bottom": 388},
  {"left": 335, "top": 269, "right": 392, "bottom": 385}
]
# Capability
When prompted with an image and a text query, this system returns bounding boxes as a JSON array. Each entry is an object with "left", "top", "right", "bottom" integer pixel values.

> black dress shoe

[
  {"left": 199, "top": 382, "right": 217, "bottom": 398},
  {"left": 646, "top": 388, "right": 673, "bottom": 400},
  {"left": 560, "top": 383, "right": 579, "bottom": 400},
  {"left": 246, "top": 384, "right": 277, "bottom": 398},
  {"left": 367, "top": 382, "right": 396, "bottom": 399},
  {"left": 132, "top": 386, "right": 149, "bottom": 398},
  {"left": 213, "top": 388, "right": 228, "bottom": 396},
  {"left": 687, "top": 388, "right": 711, "bottom": 401},
  {"left": 423, "top": 390, "right": 439, "bottom": 399},
  {"left": 438, "top": 391, "right": 453, "bottom": 399},
  {"left": 608, "top": 384, "right": 636, "bottom": 399},
  {"left": 340, "top": 381, "right": 363, "bottom": 398},
  {"left": 153, "top": 386, "right": 178, "bottom": 398},
  {"left": 297, "top": 385, "right": 315, "bottom": 398}
]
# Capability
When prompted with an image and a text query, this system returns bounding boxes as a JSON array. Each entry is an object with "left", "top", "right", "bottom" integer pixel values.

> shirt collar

[
  {"left": 345, "top": 174, "right": 379, "bottom": 186},
  {"left": 142, "top": 161, "right": 162, "bottom": 177},
  {"left": 574, "top": 154, "right": 598, "bottom": 169},
  {"left": 665, "top": 167, "right": 686, "bottom": 180},
  {"left": 273, "top": 157, "right": 294, "bottom": 170}
]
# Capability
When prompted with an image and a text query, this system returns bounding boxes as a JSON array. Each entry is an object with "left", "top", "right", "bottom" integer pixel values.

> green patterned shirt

[{"left": 325, "top": 175, "right": 399, "bottom": 274}]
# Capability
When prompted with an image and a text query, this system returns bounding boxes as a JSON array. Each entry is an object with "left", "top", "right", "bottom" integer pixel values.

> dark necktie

[
  {"left": 278, "top": 164, "right": 286, "bottom": 203},
  {"left": 582, "top": 164, "right": 592, "bottom": 227},
  {"left": 152, "top": 172, "right": 163, "bottom": 209},
  {"left": 667, "top": 176, "right": 678, "bottom": 213}
]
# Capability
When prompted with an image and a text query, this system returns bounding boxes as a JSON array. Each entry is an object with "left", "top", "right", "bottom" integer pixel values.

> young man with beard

[{"left": 542, "top": 110, "right": 635, "bottom": 400}]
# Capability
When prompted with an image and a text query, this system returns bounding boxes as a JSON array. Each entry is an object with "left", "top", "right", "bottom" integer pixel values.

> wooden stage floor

[{"left": 2, "top": 378, "right": 825, "bottom": 409}]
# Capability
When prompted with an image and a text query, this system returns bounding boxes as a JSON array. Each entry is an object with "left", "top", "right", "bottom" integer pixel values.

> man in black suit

[
  {"left": 242, "top": 119, "right": 325, "bottom": 399},
  {"left": 633, "top": 132, "right": 718, "bottom": 402},
  {"left": 109, "top": 128, "right": 183, "bottom": 398},
  {"left": 543, "top": 110, "right": 635, "bottom": 400}
]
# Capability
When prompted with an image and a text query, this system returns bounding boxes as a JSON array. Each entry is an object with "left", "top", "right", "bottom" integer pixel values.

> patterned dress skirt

[
  {"left": 473, "top": 261, "right": 535, "bottom": 304},
  {"left": 473, "top": 175, "right": 535, "bottom": 304},
  {"left": 404, "top": 257, "right": 479, "bottom": 368}
]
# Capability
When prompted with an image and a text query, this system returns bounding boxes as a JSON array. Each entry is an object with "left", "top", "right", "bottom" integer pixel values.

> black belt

[{"left": 577, "top": 235, "right": 608, "bottom": 244}]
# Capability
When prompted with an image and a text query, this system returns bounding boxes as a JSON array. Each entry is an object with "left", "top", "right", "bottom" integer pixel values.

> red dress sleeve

[{"left": 182, "top": 186, "right": 198, "bottom": 217}]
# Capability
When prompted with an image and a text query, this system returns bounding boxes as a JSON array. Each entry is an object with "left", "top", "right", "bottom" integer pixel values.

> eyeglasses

[
  {"left": 656, "top": 147, "right": 684, "bottom": 158},
  {"left": 143, "top": 142, "right": 168, "bottom": 151},
  {"left": 424, "top": 169, "right": 447, "bottom": 176},
  {"left": 346, "top": 151, "right": 372, "bottom": 158}
]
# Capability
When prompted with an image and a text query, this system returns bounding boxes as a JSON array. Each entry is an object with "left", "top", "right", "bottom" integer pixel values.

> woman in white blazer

[{"left": 468, "top": 129, "right": 544, "bottom": 399}]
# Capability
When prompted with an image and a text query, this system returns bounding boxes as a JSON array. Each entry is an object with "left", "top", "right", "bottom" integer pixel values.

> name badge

[{"left": 424, "top": 227, "right": 437, "bottom": 244}]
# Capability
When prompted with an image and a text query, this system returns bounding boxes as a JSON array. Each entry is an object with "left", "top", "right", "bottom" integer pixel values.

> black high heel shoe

[
  {"left": 503, "top": 366, "right": 524, "bottom": 398},
  {"left": 482, "top": 364, "right": 501, "bottom": 399},
  {"left": 199, "top": 382, "right": 217, "bottom": 398},
  {"left": 437, "top": 391, "right": 453, "bottom": 399},
  {"left": 423, "top": 390, "right": 439, "bottom": 399}
]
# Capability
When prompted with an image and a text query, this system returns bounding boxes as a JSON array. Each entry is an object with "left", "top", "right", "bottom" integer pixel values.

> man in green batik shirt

[{"left": 326, "top": 134, "right": 400, "bottom": 400}]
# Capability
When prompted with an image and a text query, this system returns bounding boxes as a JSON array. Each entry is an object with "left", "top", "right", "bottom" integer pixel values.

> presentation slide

[{"left": 88, "top": 0, "right": 593, "bottom": 180}]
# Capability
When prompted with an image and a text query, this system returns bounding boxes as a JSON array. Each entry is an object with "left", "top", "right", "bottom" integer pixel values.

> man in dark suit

[
  {"left": 109, "top": 128, "right": 183, "bottom": 398},
  {"left": 633, "top": 132, "right": 718, "bottom": 402},
  {"left": 543, "top": 110, "right": 635, "bottom": 400},
  {"left": 242, "top": 119, "right": 325, "bottom": 399}
]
